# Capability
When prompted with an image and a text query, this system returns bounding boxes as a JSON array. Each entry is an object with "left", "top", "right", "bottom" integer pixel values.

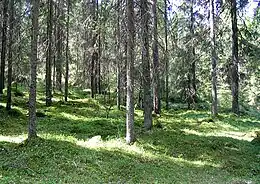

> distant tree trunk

[
  {"left": 164, "top": 0, "right": 169, "bottom": 110},
  {"left": 187, "top": 73, "right": 191, "bottom": 109},
  {"left": 64, "top": 0, "right": 70, "bottom": 102},
  {"left": 46, "top": 0, "right": 53, "bottom": 106},
  {"left": 230, "top": 0, "right": 239, "bottom": 114},
  {"left": 53, "top": 3, "right": 57, "bottom": 91},
  {"left": 123, "top": 39, "right": 127, "bottom": 105},
  {"left": 6, "top": 0, "right": 14, "bottom": 111},
  {"left": 15, "top": 0, "right": 22, "bottom": 92},
  {"left": 0, "top": 0, "right": 8, "bottom": 95},
  {"left": 116, "top": 0, "right": 121, "bottom": 110},
  {"left": 56, "top": 0, "right": 63, "bottom": 92},
  {"left": 190, "top": 0, "right": 196, "bottom": 105},
  {"left": 28, "top": 0, "right": 40, "bottom": 140},
  {"left": 152, "top": 0, "right": 160, "bottom": 115},
  {"left": 97, "top": 32, "right": 101, "bottom": 94},
  {"left": 97, "top": 2, "right": 101, "bottom": 94},
  {"left": 91, "top": 52, "right": 97, "bottom": 98},
  {"left": 90, "top": 0, "right": 97, "bottom": 98},
  {"left": 126, "top": 0, "right": 135, "bottom": 144},
  {"left": 141, "top": 0, "right": 152, "bottom": 131},
  {"left": 210, "top": 0, "right": 218, "bottom": 117}
]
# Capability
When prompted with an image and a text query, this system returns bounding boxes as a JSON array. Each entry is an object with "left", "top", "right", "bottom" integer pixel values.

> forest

[{"left": 0, "top": 0, "right": 259, "bottom": 183}]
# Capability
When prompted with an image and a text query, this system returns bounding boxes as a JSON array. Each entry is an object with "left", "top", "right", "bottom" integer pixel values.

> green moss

[{"left": 0, "top": 89, "right": 259, "bottom": 183}]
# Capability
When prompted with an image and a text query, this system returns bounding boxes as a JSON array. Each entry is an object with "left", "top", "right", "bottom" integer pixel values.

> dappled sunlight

[
  {"left": 175, "top": 110, "right": 210, "bottom": 117},
  {"left": 0, "top": 134, "right": 26, "bottom": 143},
  {"left": 39, "top": 133, "right": 220, "bottom": 169},
  {"left": 181, "top": 128, "right": 204, "bottom": 136},
  {"left": 217, "top": 121, "right": 240, "bottom": 131},
  {"left": 181, "top": 128, "right": 256, "bottom": 141},
  {"left": 213, "top": 131, "right": 256, "bottom": 141},
  {"left": 76, "top": 136, "right": 220, "bottom": 168},
  {"left": 60, "top": 112, "right": 87, "bottom": 121}
]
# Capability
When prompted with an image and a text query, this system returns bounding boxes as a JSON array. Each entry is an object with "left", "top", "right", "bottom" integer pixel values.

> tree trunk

[
  {"left": 97, "top": 2, "right": 101, "bottom": 94},
  {"left": 53, "top": 3, "right": 57, "bottom": 91},
  {"left": 116, "top": 0, "right": 121, "bottom": 110},
  {"left": 64, "top": 0, "right": 70, "bottom": 102},
  {"left": 56, "top": 0, "right": 63, "bottom": 92},
  {"left": 6, "top": 0, "right": 14, "bottom": 111},
  {"left": 164, "top": 0, "right": 169, "bottom": 110},
  {"left": 152, "top": 0, "right": 160, "bottom": 115},
  {"left": 210, "top": 0, "right": 218, "bottom": 117},
  {"left": 141, "top": 0, "right": 152, "bottom": 131},
  {"left": 230, "top": 0, "right": 239, "bottom": 114},
  {"left": 190, "top": 0, "right": 196, "bottom": 105},
  {"left": 126, "top": 0, "right": 135, "bottom": 144},
  {"left": 91, "top": 52, "right": 97, "bottom": 98},
  {"left": 0, "top": 0, "right": 8, "bottom": 95},
  {"left": 28, "top": 0, "right": 40, "bottom": 140},
  {"left": 46, "top": 0, "right": 53, "bottom": 106},
  {"left": 90, "top": 0, "right": 97, "bottom": 98}
]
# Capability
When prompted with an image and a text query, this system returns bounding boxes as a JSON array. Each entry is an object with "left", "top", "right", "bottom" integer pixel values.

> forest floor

[{"left": 0, "top": 89, "right": 259, "bottom": 184}]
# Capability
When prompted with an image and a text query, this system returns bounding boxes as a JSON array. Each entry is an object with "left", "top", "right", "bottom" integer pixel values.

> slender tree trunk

[
  {"left": 187, "top": 73, "right": 191, "bottom": 109},
  {"left": 152, "top": 0, "right": 160, "bottom": 114},
  {"left": 190, "top": 0, "right": 196, "bottom": 105},
  {"left": 97, "top": 1, "right": 101, "bottom": 94},
  {"left": 53, "top": 3, "right": 57, "bottom": 91},
  {"left": 210, "top": 0, "right": 218, "bottom": 117},
  {"left": 64, "top": 0, "right": 70, "bottom": 102},
  {"left": 46, "top": 0, "right": 53, "bottom": 106},
  {"left": 0, "top": 0, "right": 8, "bottom": 95},
  {"left": 126, "top": 0, "right": 135, "bottom": 144},
  {"left": 15, "top": 0, "right": 22, "bottom": 92},
  {"left": 6, "top": 0, "right": 14, "bottom": 111},
  {"left": 116, "top": 0, "right": 121, "bottom": 110},
  {"left": 28, "top": 0, "right": 40, "bottom": 140},
  {"left": 164, "top": 0, "right": 169, "bottom": 110},
  {"left": 56, "top": 0, "right": 62, "bottom": 92},
  {"left": 91, "top": 52, "right": 97, "bottom": 98},
  {"left": 97, "top": 32, "right": 101, "bottom": 94},
  {"left": 230, "top": 0, "right": 239, "bottom": 114},
  {"left": 123, "top": 39, "right": 127, "bottom": 105},
  {"left": 141, "top": 0, "right": 152, "bottom": 130},
  {"left": 90, "top": 0, "right": 97, "bottom": 98}
]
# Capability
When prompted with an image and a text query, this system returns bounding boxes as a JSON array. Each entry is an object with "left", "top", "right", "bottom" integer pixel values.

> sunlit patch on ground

[{"left": 0, "top": 135, "right": 26, "bottom": 143}]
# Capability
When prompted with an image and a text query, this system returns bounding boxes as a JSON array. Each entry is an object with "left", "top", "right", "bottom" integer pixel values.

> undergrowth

[{"left": 0, "top": 89, "right": 259, "bottom": 183}]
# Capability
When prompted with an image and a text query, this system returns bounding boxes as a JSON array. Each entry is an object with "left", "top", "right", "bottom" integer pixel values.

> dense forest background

[
  {"left": 0, "top": 0, "right": 260, "bottom": 141},
  {"left": 0, "top": 0, "right": 260, "bottom": 183}
]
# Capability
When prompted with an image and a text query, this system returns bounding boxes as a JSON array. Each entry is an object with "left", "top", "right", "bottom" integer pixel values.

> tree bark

[
  {"left": 141, "top": 0, "right": 152, "bottom": 130},
  {"left": 210, "top": 0, "right": 218, "bottom": 117},
  {"left": 28, "top": 0, "right": 40, "bottom": 140},
  {"left": 90, "top": 0, "right": 97, "bottom": 98},
  {"left": 56, "top": 0, "right": 63, "bottom": 92},
  {"left": 126, "top": 0, "right": 135, "bottom": 144},
  {"left": 164, "top": 0, "right": 169, "bottom": 110},
  {"left": 231, "top": 0, "right": 239, "bottom": 114},
  {"left": 6, "top": 0, "right": 14, "bottom": 111},
  {"left": 64, "top": 0, "right": 70, "bottom": 102},
  {"left": 0, "top": 0, "right": 8, "bottom": 95},
  {"left": 152, "top": 0, "right": 161, "bottom": 115},
  {"left": 46, "top": 0, "right": 53, "bottom": 106},
  {"left": 116, "top": 0, "right": 121, "bottom": 110},
  {"left": 190, "top": 0, "right": 196, "bottom": 105}
]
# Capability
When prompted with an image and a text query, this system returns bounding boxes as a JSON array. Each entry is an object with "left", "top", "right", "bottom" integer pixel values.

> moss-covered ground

[{"left": 0, "top": 89, "right": 259, "bottom": 183}]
